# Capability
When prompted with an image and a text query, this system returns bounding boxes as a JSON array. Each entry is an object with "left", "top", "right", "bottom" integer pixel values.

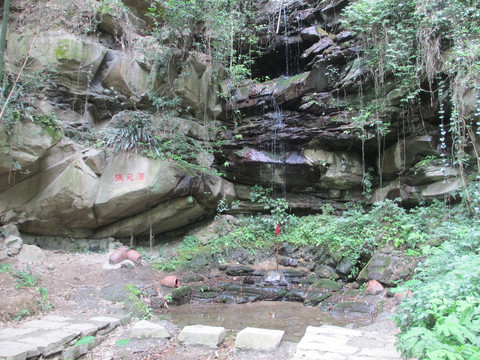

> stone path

[
  {"left": 292, "top": 324, "right": 401, "bottom": 360},
  {"left": 0, "top": 314, "right": 401, "bottom": 359},
  {"left": 0, "top": 315, "right": 128, "bottom": 360}
]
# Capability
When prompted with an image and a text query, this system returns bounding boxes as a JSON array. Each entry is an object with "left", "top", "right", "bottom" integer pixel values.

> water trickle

[
  {"left": 283, "top": 6, "right": 290, "bottom": 77},
  {"left": 271, "top": 97, "right": 287, "bottom": 198}
]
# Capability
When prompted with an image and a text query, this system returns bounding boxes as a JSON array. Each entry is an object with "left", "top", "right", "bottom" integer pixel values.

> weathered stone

[
  {"left": 131, "top": 320, "right": 170, "bottom": 339},
  {"left": 17, "top": 244, "right": 46, "bottom": 263},
  {"left": 264, "top": 270, "right": 287, "bottom": 285},
  {"left": 17, "top": 329, "right": 79, "bottom": 356},
  {"left": 176, "top": 54, "right": 221, "bottom": 118},
  {"left": 315, "top": 265, "right": 340, "bottom": 280},
  {"left": 171, "top": 286, "right": 192, "bottom": 305},
  {"left": 0, "top": 340, "right": 40, "bottom": 360},
  {"left": 1, "top": 145, "right": 99, "bottom": 236},
  {"left": 7, "top": 31, "right": 107, "bottom": 91},
  {"left": 0, "top": 120, "right": 58, "bottom": 191},
  {"left": 357, "top": 252, "right": 401, "bottom": 286},
  {"left": 303, "top": 149, "right": 363, "bottom": 190},
  {"left": 314, "top": 279, "right": 343, "bottom": 291},
  {"left": 178, "top": 325, "right": 225, "bottom": 347},
  {"left": 301, "top": 38, "right": 334, "bottom": 62},
  {"left": 4, "top": 235, "right": 23, "bottom": 256},
  {"left": 336, "top": 257, "right": 354, "bottom": 275},
  {"left": 300, "top": 26, "right": 327, "bottom": 45},
  {"left": 365, "top": 280, "right": 384, "bottom": 295},
  {"left": 235, "top": 327, "right": 284, "bottom": 351},
  {"left": 99, "top": 50, "right": 150, "bottom": 97},
  {"left": 225, "top": 265, "right": 254, "bottom": 276},
  {"left": 94, "top": 155, "right": 183, "bottom": 224}
]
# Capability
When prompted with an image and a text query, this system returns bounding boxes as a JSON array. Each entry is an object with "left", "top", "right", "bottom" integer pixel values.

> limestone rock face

[
  {"left": 7, "top": 31, "right": 107, "bottom": 91},
  {"left": 176, "top": 53, "right": 222, "bottom": 118},
  {"left": 0, "top": 121, "right": 60, "bottom": 191}
]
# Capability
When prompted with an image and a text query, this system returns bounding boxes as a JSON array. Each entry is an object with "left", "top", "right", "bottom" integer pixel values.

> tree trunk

[{"left": 0, "top": 0, "right": 11, "bottom": 84}]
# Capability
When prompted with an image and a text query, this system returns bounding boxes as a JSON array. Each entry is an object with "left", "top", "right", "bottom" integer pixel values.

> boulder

[
  {"left": 365, "top": 280, "right": 384, "bottom": 295},
  {"left": 94, "top": 155, "right": 185, "bottom": 225},
  {"left": 380, "top": 136, "right": 437, "bottom": 179},
  {"left": 18, "top": 244, "right": 46, "bottom": 263},
  {"left": 98, "top": 50, "right": 150, "bottom": 97},
  {"left": 176, "top": 54, "right": 222, "bottom": 118},
  {"left": 95, "top": 196, "right": 206, "bottom": 238},
  {"left": 0, "top": 120, "right": 59, "bottom": 191},
  {"left": 7, "top": 31, "right": 107, "bottom": 91},
  {"left": 303, "top": 149, "right": 363, "bottom": 189},
  {"left": 357, "top": 252, "right": 402, "bottom": 286},
  {"left": 4, "top": 235, "right": 23, "bottom": 256}
]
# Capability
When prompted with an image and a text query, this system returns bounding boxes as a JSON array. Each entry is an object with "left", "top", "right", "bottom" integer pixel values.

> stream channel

[{"left": 168, "top": 301, "right": 370, "bottom": 342}]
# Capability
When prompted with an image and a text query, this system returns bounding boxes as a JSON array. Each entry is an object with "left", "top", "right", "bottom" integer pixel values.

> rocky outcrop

[
  {"left": 0, "top": 128, "right": 236, "bottom": 238},
  {"left": 0, "top": 0, "right": 473, "bottom": 240}
]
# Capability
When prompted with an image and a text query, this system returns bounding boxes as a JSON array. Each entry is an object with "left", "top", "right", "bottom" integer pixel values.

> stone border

[{"left": 0, "top": 315, "right": 129, "bottom": 360}]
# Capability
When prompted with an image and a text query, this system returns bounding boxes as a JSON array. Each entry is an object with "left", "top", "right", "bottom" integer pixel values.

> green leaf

[
  {"left": 116, "top": 338, "right": 130, "bottom": 347},
  {"left": 75, "top": 335, "right": 95, "bottom": 346}
]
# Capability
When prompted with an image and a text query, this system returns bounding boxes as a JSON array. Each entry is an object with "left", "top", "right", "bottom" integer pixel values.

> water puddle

[{"left": 167, "top": 301, "right": 370, "bottom": 342}]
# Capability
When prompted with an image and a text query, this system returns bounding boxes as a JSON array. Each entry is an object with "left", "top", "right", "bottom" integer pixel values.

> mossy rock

[
  {"left": 171, "top": 286, "right": 192, "bottom": 305},
  {"left": 314, "top": 279, "right": 343, "bottom": 291}
]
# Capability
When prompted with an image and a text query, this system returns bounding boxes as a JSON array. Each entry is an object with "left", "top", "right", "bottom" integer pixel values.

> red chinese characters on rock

[{"left": 114, "top": 172, "right": 145, "bottom": 182}]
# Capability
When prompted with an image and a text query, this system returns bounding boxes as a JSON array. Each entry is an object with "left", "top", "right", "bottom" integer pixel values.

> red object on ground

[
  {"left": 161, "top": 275, "right": 179, "bottom": 288},
  {"left": 275, "top": 223, "right": 281, "bottom": 236}
]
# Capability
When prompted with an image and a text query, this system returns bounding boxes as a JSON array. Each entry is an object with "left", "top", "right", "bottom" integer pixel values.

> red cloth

[{"left": 275, "top": 223, "right": 281, "bottom": 236}]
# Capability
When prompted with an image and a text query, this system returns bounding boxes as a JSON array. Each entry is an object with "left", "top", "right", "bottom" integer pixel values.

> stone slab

[
  {"left": 89, "top": 316, "right": 121, "bottom": 333},
  {"left": 21, "top": 320, "right": 67, "bottom": 330},
  {"left": 235, "top": 327, "right": 284, "bottom": 351},
  {"left": 64, "top": 323, "right": 98, "bottom": 337},
  {"left": 178, "top": 325, "right": 226, "bottom": 347},
  {"left": 17, "top": 329, "right": 79, "bottom": 356},
  {"left": 131, "top": 320, "right": 170, "bottom": 339},
  {"left": 0, "top": 328, "right": 38, "bottom": 340},
  {"left": 41, "top": 315, "right": 74, "bottom": 322},
  {"left": 0, "top": 340, "right": 40, "bottom": 359}
]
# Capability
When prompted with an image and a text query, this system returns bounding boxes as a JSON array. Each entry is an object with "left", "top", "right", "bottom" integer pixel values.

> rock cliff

[{"left": 0, "top": 0, "right": 475, "bottom": 240}]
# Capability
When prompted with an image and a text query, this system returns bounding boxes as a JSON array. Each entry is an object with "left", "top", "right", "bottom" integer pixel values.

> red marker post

[{"left": 275, "top": 222, "right": 280, "bottom": 269}]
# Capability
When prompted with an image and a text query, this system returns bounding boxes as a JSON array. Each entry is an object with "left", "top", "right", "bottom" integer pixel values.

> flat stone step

[
  {"left": 0, "top": 315, "right": 128, "bottom": 360},
  {"left": 292, "top": 325, "right": 401, "bottom": 360},
  {"left": 178, "top": 325, "right": 226, "bottom": 347},
  {"left": 235, "top": 327, "right": 285, "bottom": 351}
]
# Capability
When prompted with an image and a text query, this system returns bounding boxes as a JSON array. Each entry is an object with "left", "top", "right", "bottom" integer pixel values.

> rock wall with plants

[{"left": 0, "top": 0, "right": 479, "bottom": 240}]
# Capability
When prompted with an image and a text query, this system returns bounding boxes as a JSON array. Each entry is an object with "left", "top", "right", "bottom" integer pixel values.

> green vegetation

[
  {"left": 101, "top": 112, "right": 161, "bottom": 156},
  {"left": 158, "top": 195, "right": 479, "bottom": 359},
  {"left": 124, "top": 283, "right": 153, "bottom": 320},
  {"left": 12, "top": 266, "right": 41, "bottom": 288},
  {"left": 343, "top": 0, "right": 480, "bottom": 213},
  {"left": 395, "top": 215, "right": 480, "bottom": 360},
  {"left": 152, "top": 235, "right": 200, "bottom": 272}
]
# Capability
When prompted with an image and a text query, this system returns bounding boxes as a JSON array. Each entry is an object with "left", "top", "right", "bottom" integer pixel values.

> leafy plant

[
  {"left": 124, "top": 284, "right": 153, "bottom": 320},
  {"left": 101, "top": 112, "right": 161, "bottom": 156},
  {"left": 14, "top": 309, "right": 31, "bottom": 322},
  {"left": 13, "top": 267, "right": 41, "bottom": 288},
  {"left": 115, "top": 338, "right": 131, "bottom": 360},
  {"left": 395, "top": 213, "right": 480, "bottom": 360},
  {"left": 0, "top": 263, "right": 11, "bottom": 273},
  {"left": 74, "top": 335, "right": 96, "bottom": 360}
]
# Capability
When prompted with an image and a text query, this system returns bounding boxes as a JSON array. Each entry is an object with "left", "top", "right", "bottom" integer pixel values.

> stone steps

[
  {"left": 0, "top": 315, "right": 129, "bottom": 360},
  {"left": 292, "top": 325, "right": 401, "bottom": 360},
  {"left": 1, "top": 315, "right": 401, "bottom": 360}
]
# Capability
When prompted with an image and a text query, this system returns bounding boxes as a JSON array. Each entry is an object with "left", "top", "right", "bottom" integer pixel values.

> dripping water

[
  {"left": 271, "top": 97, "right": 287, "bottom": 199},
  {"left": 283, "top": 6, "right": 289, "bottom": 77}
]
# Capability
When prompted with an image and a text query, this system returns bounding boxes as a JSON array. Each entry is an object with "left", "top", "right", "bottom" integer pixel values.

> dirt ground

[{"left": 0, "top": 249, "right": 299, "bottom": 359}]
